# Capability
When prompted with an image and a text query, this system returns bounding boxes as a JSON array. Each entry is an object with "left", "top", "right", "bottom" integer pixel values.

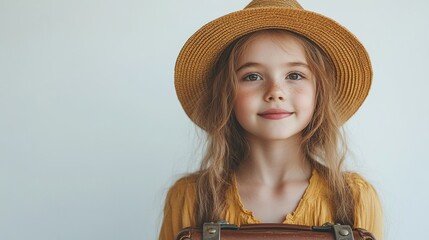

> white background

[{"left": 1, "top": 0, "right": 428, "bottom": 239}]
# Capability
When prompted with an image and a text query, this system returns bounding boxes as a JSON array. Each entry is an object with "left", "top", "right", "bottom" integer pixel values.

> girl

[{"left": 160, "top": 0, "right": 383, "bottom": 239}]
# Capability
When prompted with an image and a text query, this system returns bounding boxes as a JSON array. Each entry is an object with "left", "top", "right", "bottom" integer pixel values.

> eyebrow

[{"left": 236, "top": 61, "right": 309, "bottom": 72}]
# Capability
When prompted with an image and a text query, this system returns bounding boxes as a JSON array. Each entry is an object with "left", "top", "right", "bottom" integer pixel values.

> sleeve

[
  {"left": 347, "top": 173, "right": 384, "bottom": 240},
  {"left": 158, "top": 177, "right": 196, "bottom": 240}
]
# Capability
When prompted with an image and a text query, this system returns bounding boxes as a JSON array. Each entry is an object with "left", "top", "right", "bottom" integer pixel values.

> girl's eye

[
  {"left": 243, "top": 74, "right": 262, "bottom": 81},
  {"left": 286, "top": 72, "right": 304, "bottom": 80}
]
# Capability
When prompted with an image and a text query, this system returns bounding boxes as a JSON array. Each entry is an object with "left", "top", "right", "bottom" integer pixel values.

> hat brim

[{"left": 175, "top": 7, "right": 372, "bottom": 127}]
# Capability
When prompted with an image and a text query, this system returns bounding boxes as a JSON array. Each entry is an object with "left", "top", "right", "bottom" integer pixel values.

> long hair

[{"left": 190, "top": 29, "right": 355, "bottom": 226}]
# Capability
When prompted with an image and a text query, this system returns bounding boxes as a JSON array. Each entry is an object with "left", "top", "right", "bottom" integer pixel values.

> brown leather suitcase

[{"left": 176, "top": 222, "right": 376, "bottom": 240}]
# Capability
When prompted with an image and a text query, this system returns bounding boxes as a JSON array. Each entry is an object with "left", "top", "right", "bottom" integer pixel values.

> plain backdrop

[{"left": 1, "top": 0, "right": 428, "bottom": 239}]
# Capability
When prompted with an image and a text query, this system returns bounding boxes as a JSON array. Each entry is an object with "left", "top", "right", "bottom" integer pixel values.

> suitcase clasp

[{"left": 203, "top": 221, "right": 238, "bottom": 240}]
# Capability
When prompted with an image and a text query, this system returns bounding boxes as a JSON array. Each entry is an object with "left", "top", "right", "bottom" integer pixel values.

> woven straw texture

[{"left": 175, "top": 0, "right": 372, "bottom": 128}]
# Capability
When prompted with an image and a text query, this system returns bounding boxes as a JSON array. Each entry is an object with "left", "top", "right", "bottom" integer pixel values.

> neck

[{"left": 237, "top": 134, "right": 311, "bottom": 186}]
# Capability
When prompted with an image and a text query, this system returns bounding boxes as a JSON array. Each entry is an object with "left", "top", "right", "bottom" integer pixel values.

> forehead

[
  {"left": 247, "top": 30, "right": 303, "bottom": 44},
  {"left": 236, "top": 30, "right": 307, "bottom": 63}
]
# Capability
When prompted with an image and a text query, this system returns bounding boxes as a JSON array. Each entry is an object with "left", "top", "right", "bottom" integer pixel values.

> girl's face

[{"left": 233, "top": 32, "right": 316, "bottom": 141}]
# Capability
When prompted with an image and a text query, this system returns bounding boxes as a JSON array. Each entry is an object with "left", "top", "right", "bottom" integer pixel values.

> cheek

[
  {"left": 293, "top": 84, "right": 316, "bottom": 110},
  {"left": 234, "top": 88, "right": 259, "bottom": 106},
  {"left": 233, "top": 90, "right": 259, "bottom": 119}
]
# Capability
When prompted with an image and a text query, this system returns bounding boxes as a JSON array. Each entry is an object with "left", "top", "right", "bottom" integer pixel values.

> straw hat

[{"left": 175, "top": 0, "right": 372, "bottom": 128}]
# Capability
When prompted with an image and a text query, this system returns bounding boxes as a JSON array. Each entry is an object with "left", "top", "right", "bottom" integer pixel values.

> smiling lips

[{"left": 258, "top": 109, "right": 293, "bottom": 120}]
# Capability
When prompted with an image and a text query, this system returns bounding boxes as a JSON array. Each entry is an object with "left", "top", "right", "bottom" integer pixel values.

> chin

[{"left": 256, "top": 132, "right": 302, "bottom": 142}]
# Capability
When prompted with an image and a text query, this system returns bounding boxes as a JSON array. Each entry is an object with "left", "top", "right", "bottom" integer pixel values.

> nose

[{"left": 264, "top": 82, "right": 286, "bottom": 102}]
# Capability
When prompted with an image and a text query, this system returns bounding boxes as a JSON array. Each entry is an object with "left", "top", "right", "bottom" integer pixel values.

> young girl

[{"left": 160, "top": 0, "right": 383, "bottom": 239}]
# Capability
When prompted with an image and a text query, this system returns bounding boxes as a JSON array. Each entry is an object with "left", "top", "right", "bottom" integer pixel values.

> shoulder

[
  {"left": 159, "top": 174, "right": 199, "bottom": 240},
  {"left": 344, "top": 172, "right": 384, "bottom": 239},
  {"left": 164, "top": 173, "right": 200, "bottom": 212},
  {"left": 344, "top": 172, "right": 381, "bottom": 206},
  {"left": 171, "top": 173, "right": 198, "bottom": 190},
  {"left": 344, "top": 172, "right": 378, "bottom": 200},
  {"left": 344, "top": 172, "right": 375, "bottom": 192},
  {"left": 165, "top": 173, "right": 198, "bottom": 201}
]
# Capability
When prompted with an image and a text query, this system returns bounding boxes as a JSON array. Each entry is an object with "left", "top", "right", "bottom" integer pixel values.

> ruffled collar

[{"left": 231, "top": 168, "right": 319, "bottom": 223}]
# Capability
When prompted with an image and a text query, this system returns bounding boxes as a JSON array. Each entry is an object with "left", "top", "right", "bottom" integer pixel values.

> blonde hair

[{"left": 190, "top": 29, "right": 354, "bottom": 226}]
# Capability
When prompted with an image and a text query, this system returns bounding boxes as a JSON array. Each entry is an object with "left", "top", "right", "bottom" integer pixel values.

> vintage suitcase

[{"left": 176, "top": 221, "right": 375, "bottom": 240}]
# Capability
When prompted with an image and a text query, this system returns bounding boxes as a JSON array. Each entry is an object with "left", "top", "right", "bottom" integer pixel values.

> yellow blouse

[{"left": 159, "top": 170, "right": 383, "bottom": 240}]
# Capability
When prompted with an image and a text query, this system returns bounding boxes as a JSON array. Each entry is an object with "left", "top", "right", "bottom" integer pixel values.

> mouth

[{"left": 257, "top": 109, "right": 294, "bottom": 120}]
